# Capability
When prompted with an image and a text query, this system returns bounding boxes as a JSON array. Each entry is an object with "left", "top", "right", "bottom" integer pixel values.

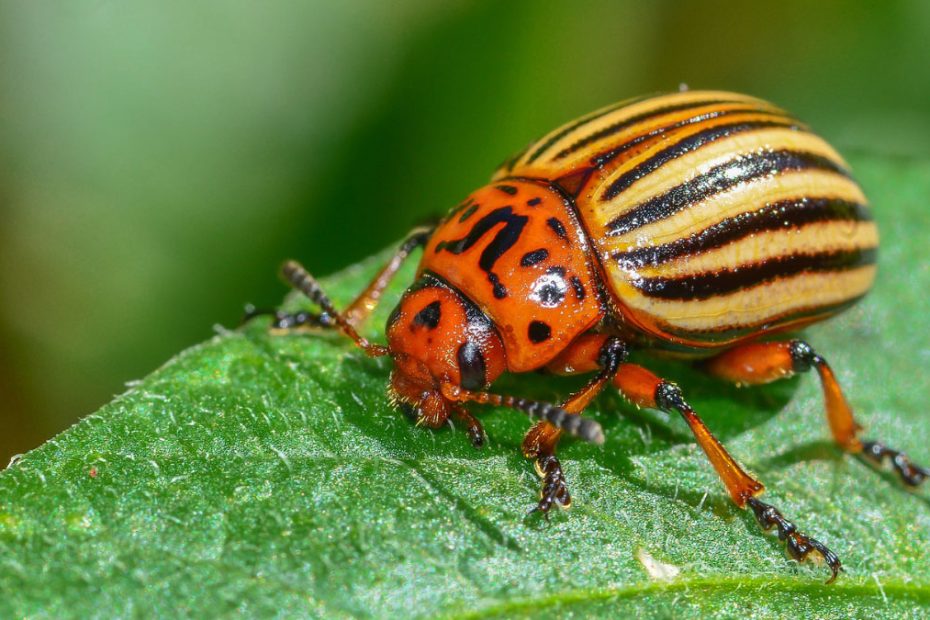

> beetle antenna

[
  {"left": 441, "top": 384, "right": 604, "bottom": 445},
  {"left": 280, "top": 260, "right": 389, "bottom": 357}
]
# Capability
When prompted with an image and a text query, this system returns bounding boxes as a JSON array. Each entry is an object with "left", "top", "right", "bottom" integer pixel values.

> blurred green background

[{"left": 1, "top": 0, "right": 928, "bottom": 464}]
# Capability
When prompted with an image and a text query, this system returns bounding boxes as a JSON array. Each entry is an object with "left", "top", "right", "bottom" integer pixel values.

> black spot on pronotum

[
  {"left": 527, "top": 197, "right": 542, "bottom": 207},
  {"left": 412, "top": 301, "right": 441, "bottom": 329},
  {"left": 488, "top": 273, "right": 507, "bottom": 299},
  {"left": 438, "top": 206, "right": 528, "bottom": 299},
  {"left": 528, "top": 321, "right": 552, "bottom": 343},
  {"left": 457, "top": 341, "right": 487, "bottom": 391},
  {"left": 531, "top": 267, "right": 568, "bottom": 308},
  {"left": 570, "top": 275, "right": 586, "bottom": 300},
  {"left": 535, "top": 281, "right": 565, "bottom": 307},
  {"left": 458, "top": 203, "right": 479, "bottom": 223},
  {"left": 547, "top": 217, "right": 568, "bottom": 241},
  {"left": 520, "top": 248, "right": 549, "bottom": 267},
  {"left": 496, "top": 184, "right": 518, "bottom": 195},
  {"left": 448, "top": 197, "right": 474, "bottom": 218}
]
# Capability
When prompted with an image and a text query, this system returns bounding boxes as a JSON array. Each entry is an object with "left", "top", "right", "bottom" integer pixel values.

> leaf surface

[{"left": 2, "top": 155, "right": 930, "bottom": 618}]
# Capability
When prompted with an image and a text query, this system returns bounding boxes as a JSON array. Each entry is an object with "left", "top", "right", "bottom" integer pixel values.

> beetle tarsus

[
  {"left": 452, "top": 405, "right": 486, "bottom": 449},
  {"left": 531, "top": 454, "right": 571, "bottom": 518},
  {"left": 746, "top": 496, "right": 842, "bottom": 583},
  {"left": 241, "top": 304, "right": 335, "bottom": 330},
  {"left": 860, "top": 440, "right": 930, "bottom": 487}
]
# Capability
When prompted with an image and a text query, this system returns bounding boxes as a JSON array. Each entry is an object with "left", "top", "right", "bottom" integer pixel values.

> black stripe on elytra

[
  {"left": 520, "top": 248, "right": 549, "bottom": 267},
  {"left": 602, "top": 119, "right": 806, "bottom": 202},
  {"left": 412, "top": 300, "right": 441, "bottom": 329},
  {"left": 554, "top": 98, "right": 747, "bottom": 161},
  {"left": 590, "top": 109, "right": 797, "bottom": 169},
  {"left": 633, "top": 248, "right": 877, "bottom": 301},
  {"left": 606, "top": 149, "right": 850, "bottom": 237},
  {"left": 499, "top": 143, "right": 531, "bottom": 173},
  {"left": 457, "top": 341, "right": 487, "bottom": 390},
  {"left": 613, "top": 198, "right": 872, "bottom": 268},
  {"left": 524, "top": 94, "right": 652, "bottom": 165},
  {"left": 438, "top": 206, "right": 529, "bottom": 299}
]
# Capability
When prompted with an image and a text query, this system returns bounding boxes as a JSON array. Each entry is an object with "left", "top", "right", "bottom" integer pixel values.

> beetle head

[{"left": 385, "top": 277, "right": 506, "bottom": 427}]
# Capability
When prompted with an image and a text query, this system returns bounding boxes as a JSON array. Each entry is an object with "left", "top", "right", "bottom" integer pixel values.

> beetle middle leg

[
  {"left": 613, "top": 362, "right": 842, "bottom": 582},
  {"left": 704, "top": 339, "right": 929, "bottom": 487},
  {"left": 522, "top": 334, "right": 629, "bottom": 515}
]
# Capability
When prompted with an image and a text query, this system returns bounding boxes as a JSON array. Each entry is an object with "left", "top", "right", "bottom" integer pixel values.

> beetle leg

[
  {"left": 522, "top": 335, "right": 628, "bottom": 516},
  {"left": 342, "top": 226, "right": 433, "bottom": 326},
  {"left": 242, "top": 306, "right": 335, "bottom": 331},
  {"left": 245, "top": 226, "right": 432, "bottom": 354},
  {"left": 451, "top": 403, "right": 485, "bottom": 448},
  {"left": 704, "top": 339, "right": 929, "bottom": 487},
  {"left": 613, "top": 362, "right": 842, "bottom": 583}
]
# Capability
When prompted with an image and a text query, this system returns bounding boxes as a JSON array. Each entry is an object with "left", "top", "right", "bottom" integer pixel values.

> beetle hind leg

[
  {"left": 613, "top": 362, "right": 842, "bottom": 582},
  {"left": 859, "top": 441, "right": 930, "bottom": 487},
  {"left": 746, "top": 497, "right": 842, "bottom": 582},
  {"left": 704, "top": 339, "right": 929, "bottom": 487}
]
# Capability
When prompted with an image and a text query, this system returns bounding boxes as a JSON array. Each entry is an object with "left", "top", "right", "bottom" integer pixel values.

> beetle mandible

[{"left": 246, "top": 90, "right": 928, "bottom": 582}]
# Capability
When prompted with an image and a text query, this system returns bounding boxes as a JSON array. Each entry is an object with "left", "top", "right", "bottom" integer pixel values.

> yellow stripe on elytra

[
  {"left": 611, "top": 265, "right": 876, "bottom": 333},
  {"left": 631, "top": 220, "right": 877, "bottom": 279},
  {"left": 600, "top": 169, "right": 867, "bottom": 251},
  {"left": 589, "top": 127, "right": 849, "bottom": 230},
  {"left": 539, "top": 102, "right": 783, "bottom": 172},
  {"left": 513, "top": 91, "right": 779, "bottom": 171}
]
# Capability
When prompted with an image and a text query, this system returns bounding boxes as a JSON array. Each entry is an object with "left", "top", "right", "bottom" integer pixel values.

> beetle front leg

[
  {"left": 451, "top": 403, "right": 485, "bottom": 448},
  {"left": 613, "top": 362, "right": 843, "bottom": 582},
  {"left": 244, "top": 226, "right": 432, "bottom": 355},
  {"left": 522, "top": 335, "right": 628, "bottom": 516},
  {"left": 704, "top": 340, "right": 930, "bottom": 487}
]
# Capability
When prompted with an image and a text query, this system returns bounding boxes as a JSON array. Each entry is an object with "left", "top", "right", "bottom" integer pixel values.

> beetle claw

[
  {"left": 451, "top": 405, "right": 486, "bottom": 449},
  {"left": 531, "top": 454, "right": 571, "bottom": 517},
  {"left": 860, "top": 440, "right": 930, "bottom": 487},
  {"left": 746, "top": 497, "right": 843, "bottom": 583}
]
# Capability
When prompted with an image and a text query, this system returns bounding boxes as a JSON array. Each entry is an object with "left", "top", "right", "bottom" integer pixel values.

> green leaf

[{"left": 2, "top": 154, "right": 929, "bottom": 618}]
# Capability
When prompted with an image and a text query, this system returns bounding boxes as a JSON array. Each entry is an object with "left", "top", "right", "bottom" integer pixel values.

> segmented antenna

[
  {"left": 280, "top": 260, "right": 389, "bottom": 357},
  {"left": 441, "top": 385, "right": 604, "bottom": 445}
]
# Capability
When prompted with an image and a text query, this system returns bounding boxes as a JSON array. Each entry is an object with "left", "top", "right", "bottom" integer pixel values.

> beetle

[{"left": 246, "top": 90, "right": 928, "bottom": 582}]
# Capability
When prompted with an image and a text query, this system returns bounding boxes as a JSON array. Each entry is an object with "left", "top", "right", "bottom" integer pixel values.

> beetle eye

[{"left": 457, "top": 341, "right": 487, "bottom": 390}]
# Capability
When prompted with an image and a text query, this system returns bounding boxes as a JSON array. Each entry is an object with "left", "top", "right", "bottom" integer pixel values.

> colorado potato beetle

[{"left": 247, "top": 90, "right": 928, "bottom": 582}]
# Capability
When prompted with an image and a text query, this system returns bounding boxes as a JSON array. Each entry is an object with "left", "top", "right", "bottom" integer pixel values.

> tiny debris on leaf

[{"left": 636, "top": 548, "right": 681, "bottom": 581}]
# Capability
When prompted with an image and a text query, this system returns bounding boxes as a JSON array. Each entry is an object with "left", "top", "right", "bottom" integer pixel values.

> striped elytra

[
  {"left": 491, "top": 90, "right": 876, "bottom": 349},
  {"left": 259, "top": 90, "right": 923, "bottom": 582}
]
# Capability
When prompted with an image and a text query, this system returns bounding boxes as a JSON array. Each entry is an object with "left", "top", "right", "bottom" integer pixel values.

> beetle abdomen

[{"left": 503, "top": 91, "right": 876, "bottom": 348}]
